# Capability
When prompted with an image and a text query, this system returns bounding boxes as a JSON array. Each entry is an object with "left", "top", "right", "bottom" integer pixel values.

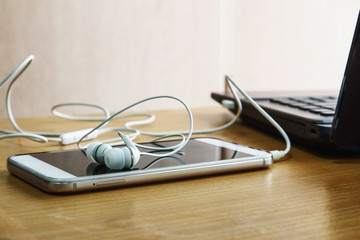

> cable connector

[
  {"left": 60, "top": 129, "right": 98, "bottom": 145},
  {"left": 221, "top": 99, "right": 236, "bottom": 110},
  {"left": 270, "top": 150, "right": 286, "bottom": 161}
]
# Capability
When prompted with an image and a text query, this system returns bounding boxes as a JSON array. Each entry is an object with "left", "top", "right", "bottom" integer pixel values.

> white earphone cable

[
  {"left": 225, "top": 76, "right": 291, "bottom": 161},
  {"left": 2, "top": 55, "right": 49, "bottom": 142}
]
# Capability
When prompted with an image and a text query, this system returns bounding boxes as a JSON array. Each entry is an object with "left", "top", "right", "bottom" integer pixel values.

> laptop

[{"left": 212, "top": 11, "right": 360, "bottom": 152}]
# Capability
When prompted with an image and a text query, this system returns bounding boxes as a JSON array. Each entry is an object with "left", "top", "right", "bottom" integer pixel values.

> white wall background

[
  {"left": 0, "top": 0, "right": 359, "bottom": 118},
  {"left": 220, "top": 0, "right": 360, "bottom": 91}
]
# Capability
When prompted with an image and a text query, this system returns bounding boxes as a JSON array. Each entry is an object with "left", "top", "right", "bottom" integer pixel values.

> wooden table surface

[{"left": 1, "top": 107, "right": 360, "bottom": 239}]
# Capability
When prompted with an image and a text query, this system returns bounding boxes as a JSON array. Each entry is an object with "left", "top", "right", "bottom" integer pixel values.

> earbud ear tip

[
  {"left": 104, "top": 148, "right": 126, "bottom": 170},
  {"left": 86, "top": 142, "right": 101, "bottom": 163},
  {"left": 86, "top": 142, "right": 112, "bottom": 165}
]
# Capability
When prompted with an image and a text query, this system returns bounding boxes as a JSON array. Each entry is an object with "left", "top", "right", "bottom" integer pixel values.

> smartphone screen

[{"left": 28, "top": 138, "right": 260, "bottom": 177}]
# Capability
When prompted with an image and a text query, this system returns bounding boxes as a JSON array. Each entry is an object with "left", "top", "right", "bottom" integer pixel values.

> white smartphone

[{"left": 7, "top": 138, "right": 273, "bottom": 194}]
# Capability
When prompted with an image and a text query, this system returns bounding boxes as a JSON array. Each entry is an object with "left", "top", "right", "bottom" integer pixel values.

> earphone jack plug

[{"left": 270, "top": 150, "right": 286, "bottom": 162}]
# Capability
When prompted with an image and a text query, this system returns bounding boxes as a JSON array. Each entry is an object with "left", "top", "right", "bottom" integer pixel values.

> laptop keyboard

[{"left": 269, "top": 96, "right": 338, "bottom": 117}]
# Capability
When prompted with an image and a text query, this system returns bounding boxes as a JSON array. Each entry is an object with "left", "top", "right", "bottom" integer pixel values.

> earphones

[
  {"left": 1, "top": 55, "right": 291, "bottom": 171},
  {"left": 86, "top": 132, "right": 140, "bottom": 170}
]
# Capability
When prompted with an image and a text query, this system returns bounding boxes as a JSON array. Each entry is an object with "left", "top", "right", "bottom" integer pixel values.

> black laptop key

[
  {"left": 313, "top": 102, "right": 337, "bottom": 110},
  {"left": 309, "top": 108, "right": 325, "bottom": 114},
  {"left": 298, "top": 105, "right": 322, "bottom": 111},
  {"left": 288, "top": 102, "right": 309, "bottom": 108},
  {"left": 269, "top": 98, "right": 293, "bottom": 105},
  {"left": 319, "top": 110, "right": 336, "bottom": 116}
]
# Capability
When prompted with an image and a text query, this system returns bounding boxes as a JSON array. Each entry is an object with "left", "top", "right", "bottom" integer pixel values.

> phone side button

[{"left": 96, "top": 179, "right": 126, "bottom": 186}]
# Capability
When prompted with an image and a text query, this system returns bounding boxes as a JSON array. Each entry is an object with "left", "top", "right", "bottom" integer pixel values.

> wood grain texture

[{"left": 1, "top": 107, "right": 360, "bottom": 239}]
